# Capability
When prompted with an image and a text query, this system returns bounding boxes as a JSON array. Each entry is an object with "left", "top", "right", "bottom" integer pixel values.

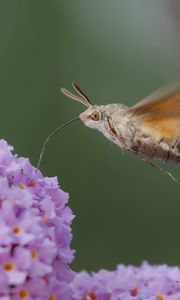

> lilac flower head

[
  {"left": 71, "top": 262, "right": 180, "bottom": 300},
  {"left": 0, "top": 140, "right": 75, "bottom": 299},
  {"left": 2, "top": 140, "right": 180, "bottom": 300}
]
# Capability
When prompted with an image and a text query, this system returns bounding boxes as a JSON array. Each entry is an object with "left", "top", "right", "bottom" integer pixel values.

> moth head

[
  {"left": 79, "top": 105, "right": 105, "bottom": 129},
  {"left": 61, "top": 82, "right": 104, "bottom": 129}
]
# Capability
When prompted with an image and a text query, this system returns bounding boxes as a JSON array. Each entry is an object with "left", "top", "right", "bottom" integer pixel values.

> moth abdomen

[{"left": 131, "top": 136, "right": 180, "bottom": 164}]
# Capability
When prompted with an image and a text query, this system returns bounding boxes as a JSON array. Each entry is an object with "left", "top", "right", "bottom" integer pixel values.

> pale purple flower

[
  {"left": 47, "top": 279, "right": 72, "bottom": 300},
  {"left": 0, "top": 140, "right": 74, "bottom": 299},
  {"left": 13, "top": 278, "right": 47, "bottom": 300},
  {"left": 2, "top": 139, "right": 180, "bottom": 300},
  {"left": 71, "top": 263, "right": 180, "bottom": 300}
]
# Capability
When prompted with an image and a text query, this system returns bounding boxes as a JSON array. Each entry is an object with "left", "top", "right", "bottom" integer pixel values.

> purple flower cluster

[
  {"left": 71, "top": 262, "right": 180, "bottom": 300},
  {"left": 0, "top": 140, "right": 74, "bottom": 299},
  {"left": 2, "top": 139, "right": 180, "bottom": 300}
]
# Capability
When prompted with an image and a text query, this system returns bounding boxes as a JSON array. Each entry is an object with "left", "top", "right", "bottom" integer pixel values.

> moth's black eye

[{"left": 90, "top": 112, "right": 100, "bottom": 121}]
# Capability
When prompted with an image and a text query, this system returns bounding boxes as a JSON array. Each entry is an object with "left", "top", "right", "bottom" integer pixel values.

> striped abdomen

[{"left": 130, "top": 136, "right": 180, "bottom": 164}]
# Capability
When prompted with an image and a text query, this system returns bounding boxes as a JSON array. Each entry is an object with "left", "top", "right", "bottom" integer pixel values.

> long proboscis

[{"left": 36, "top": 117, "right": 80, "bottom": 170}]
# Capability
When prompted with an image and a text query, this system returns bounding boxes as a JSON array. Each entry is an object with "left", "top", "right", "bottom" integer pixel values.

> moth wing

[
  {"left": 128, "top": 82, "right": 180, "bottom": 143},
  {"left": 131, "top": 81, "right": 180, "bottom": 109}
]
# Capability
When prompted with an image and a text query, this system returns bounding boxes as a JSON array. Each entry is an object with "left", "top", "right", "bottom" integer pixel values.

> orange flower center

[
  {"left": 12, "top": 226, "right": 21, "bottom": 234},
  {"left": 157, "top": 294, "right": 164, "bottom": 300},
  {"left": 19, "top": 289, "right": 28, "bottom": 298},
  {"left": 3, "top": 262, "right": 13, "bottom": 271},
  {"left": 49, "top": 295, "right": 56, "bottom": 300},
  {"left": 31, "top": 249, "right": 37, "bottom": 259},
  {"left": 18, "top": 183, "right": 25, "bottom": 190}
]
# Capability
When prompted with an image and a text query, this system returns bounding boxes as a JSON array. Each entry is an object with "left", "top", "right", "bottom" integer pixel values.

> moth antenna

[
  {"left": 60, "top": 87, "right": 90, "bottom": 107},
  {"left": 72, "top": 81, "right": 94, "bottom": 107},
  {"left": 139, "top": 156, "right": 177, "bottom": 182},
  {"left": 36, "top": 117, "right": 80, "bottom": 170}
]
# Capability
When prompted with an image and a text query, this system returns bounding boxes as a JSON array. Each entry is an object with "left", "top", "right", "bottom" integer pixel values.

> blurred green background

[{"left": 1, "top": 0, "right": 180, "bottom": 272}]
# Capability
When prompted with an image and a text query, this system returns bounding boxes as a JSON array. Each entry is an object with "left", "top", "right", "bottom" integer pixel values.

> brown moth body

[
  {"left": 61, "top": 81, "right": 180, "bottom": 166},
  {"left": 130, "top": 126, "right": 180, "bottom": 164},
  {"left": 80, "top": 103, "right": 180, "bottom": 165}
]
